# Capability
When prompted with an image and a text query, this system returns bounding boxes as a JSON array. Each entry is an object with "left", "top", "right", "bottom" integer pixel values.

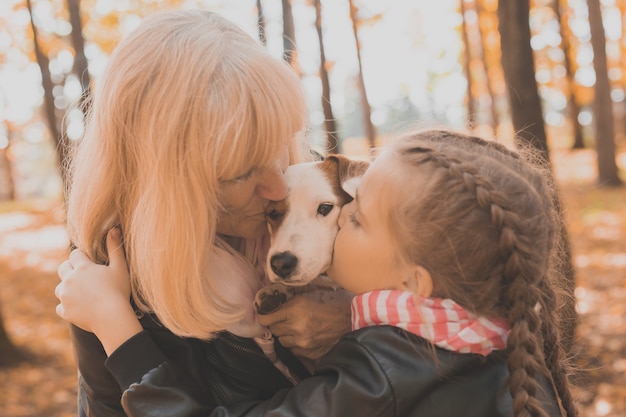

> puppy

[{"left": 255, "top": 154, "right": 369, "bottom": 315}]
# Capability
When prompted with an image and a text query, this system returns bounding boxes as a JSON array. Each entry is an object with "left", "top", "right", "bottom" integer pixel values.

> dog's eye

[
  {"left": 266, "top": 209, "right": 282, "bottom": 221},
  {"left": 317, "top": 203, "right": 334, "bottom": 216}
]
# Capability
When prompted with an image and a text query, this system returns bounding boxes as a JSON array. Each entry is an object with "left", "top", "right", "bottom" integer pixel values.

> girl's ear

[{"left": 402, "top": 265, "right": 433, "bottom": 298}]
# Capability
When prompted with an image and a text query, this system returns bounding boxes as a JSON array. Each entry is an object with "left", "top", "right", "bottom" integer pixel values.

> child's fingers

[{"left": 106, "top": 228, "right": 128, "bottom": 272}]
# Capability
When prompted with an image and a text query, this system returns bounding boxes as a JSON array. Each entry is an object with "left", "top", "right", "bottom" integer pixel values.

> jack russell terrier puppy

[{"left": 254, "top": 154, "right": 369, "bottom": 315}]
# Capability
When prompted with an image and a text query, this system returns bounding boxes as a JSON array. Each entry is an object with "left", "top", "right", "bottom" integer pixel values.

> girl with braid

[{"left": 57, "top": 129, "right": 577, "bottom": 416}]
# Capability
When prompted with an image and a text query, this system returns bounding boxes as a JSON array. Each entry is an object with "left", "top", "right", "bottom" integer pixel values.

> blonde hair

[
  {"left": 385, "top": 129, "right": 577, "bottom": 417},
  {"left": 66, "top": 10, "right": 309, "bottom": 338}
]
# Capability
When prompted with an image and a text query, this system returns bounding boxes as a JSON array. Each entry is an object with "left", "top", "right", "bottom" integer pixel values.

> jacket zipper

[{"left": 219, "top": 333, "right": 267, "bottom": 357}]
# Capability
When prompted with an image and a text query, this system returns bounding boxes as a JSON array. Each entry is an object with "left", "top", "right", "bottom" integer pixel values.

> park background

[{"left": 0, "top": 0, "right": 624, "bottom": 416}]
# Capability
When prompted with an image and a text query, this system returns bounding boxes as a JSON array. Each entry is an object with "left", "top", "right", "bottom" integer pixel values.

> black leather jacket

[
  {"left": 121, "top": 325, "right": 563, "bottom": 417},
  {"left": 70, "top": 310, "right": 311, "bottom": 417}
]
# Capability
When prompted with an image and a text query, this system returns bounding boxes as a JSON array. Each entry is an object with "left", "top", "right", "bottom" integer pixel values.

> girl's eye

[{"left": 349, "top": 212, "right": 360, "bottom": 226}]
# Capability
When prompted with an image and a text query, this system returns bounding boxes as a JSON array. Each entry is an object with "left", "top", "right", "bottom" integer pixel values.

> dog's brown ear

[{"left": 322, "top": 154, "right": 369, "bottom": 201}]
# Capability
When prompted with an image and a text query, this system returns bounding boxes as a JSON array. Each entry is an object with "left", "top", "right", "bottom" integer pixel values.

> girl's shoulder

[
  {"left": 339, "top": 325, "right": 511, "bottom": 396},
  {"left": 338, "top": 326, "right": 561, "bottom": 417},
  {"left": 344, "top": 324, "right": 507, "bottom": 367}
]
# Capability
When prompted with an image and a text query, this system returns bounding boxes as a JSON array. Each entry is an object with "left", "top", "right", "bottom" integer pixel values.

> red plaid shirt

[{"left": 351, "top": 290, "right": 509, "bottom": 356}]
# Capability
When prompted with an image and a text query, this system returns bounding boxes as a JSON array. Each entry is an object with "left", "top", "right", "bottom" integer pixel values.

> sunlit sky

[
  {"left": 0, "top": 0, "right": 624, "bottom": 197},
  {"left": 1, "top": 0, "right": 472, "bottom": 148},
  {"left": 2, "top": 0, "right": 624, "bottom": 141}
]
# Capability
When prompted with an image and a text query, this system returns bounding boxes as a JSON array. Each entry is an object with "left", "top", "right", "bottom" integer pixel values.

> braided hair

[{"left": 386, "top": 130, "right": 577, "bottom": 417}]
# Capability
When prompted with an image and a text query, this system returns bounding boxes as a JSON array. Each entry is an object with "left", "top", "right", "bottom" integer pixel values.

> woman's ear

[{"left": 402, "top": 265, "right": 433, "bottom": 298}]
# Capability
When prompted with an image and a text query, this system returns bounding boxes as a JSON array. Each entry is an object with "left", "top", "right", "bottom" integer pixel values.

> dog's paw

[{"left": 254, "top": 284, "right": 290, "bottom": 315}]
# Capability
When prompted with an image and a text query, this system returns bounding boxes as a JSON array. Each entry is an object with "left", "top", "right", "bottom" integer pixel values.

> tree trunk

[
  {"left": 498, "top": 0, "right": 578, "bottom": 354},
  {"left": 66, "top": 0, "right": 91, "bottom": 114},
  {"left": 497, "top": 0, "right": 550, "bottom": 163},
  {"left": 256, "top": 0, "right": 267, "bottom": 45},
  {"left": 0, "top": 301, "right": 24, "bottom": 367},
  {"left": 26, "top": 0, "right": 70, "bottom": 191},
  {"left": 313, "top": 0, "right": 339, "bottom": 153},
  {"left": 0, "top": 149, "right": 15, "bottom": 201},
  {"left": 620, "top": 0, "right": 626, "bottom": 138},
  {"left": 281, "top": 0, "right": 297, "bottom": 67},
  {"left": 587, "top": 0, "right": 623, "bottom": 186},
  {"left": 554, "top": 0, "right": 585, "bottom": 149},
  {"left": 348, "top": 0, "right": 376, "bottom": 149},
  {"left": 475, "top": 0, "right": 500, "bottom": 134},
  {"left": 461, "top": 0, "right": 477, "bottom": 130},
  {"left": 0, "top": 124, "right": 16, "bottom": 201}
]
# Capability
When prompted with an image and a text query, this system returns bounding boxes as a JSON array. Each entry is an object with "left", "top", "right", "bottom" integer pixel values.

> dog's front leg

[{"left": 254, "top": 283, "right": 294, "bottom": 315}]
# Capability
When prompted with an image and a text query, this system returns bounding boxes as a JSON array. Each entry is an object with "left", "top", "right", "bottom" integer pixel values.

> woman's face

[
  {"left": 328, "top": 151, "right": 411, "bottom": 294},
  {"left": 217, "top": 147, "right": 290, "bottom": 238}
]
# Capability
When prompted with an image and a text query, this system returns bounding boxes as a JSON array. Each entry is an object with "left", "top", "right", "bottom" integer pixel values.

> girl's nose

[{"left": 337, "top": 201, "right": 354, "bottom": 228}]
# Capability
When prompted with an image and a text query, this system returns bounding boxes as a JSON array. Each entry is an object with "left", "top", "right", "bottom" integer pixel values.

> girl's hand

[{"left": 55, "top": 228, "right": 142, "bottom": 355}]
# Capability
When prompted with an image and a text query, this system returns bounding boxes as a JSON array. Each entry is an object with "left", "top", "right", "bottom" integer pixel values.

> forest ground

[{"left": 0, "top": 147, "right": 624, "bottom": 417}]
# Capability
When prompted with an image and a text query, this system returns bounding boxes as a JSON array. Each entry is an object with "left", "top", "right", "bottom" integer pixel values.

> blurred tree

[
  {"left": 475, "top": 0, "right": 500, "bottom": 135},
  {"left": 619, "top": 0, "right": 626, "bottom": 135},
  {"left": 66, "top": 0, "right": 91, "bottom": 113},
  {"left": 282, "top": 0, "right": 297, "bottom": 67},
  {"left": 0, "top": 301, "right": 23, "bottom": 367},
  {"left": 460, "top": 0, "right": 477, "bottom": 130},
  {"left": 587, "top": 0, "right": 623, "bottom": 187},
  {"left": 497, "top": 0, "right": 578, "bottom": 353},
  {"left": 348, "top": 0, "right": 376, "bottom": 149},
  {"left": 497, "top": 0, "right": 549, "bottom": 162},
  {"left": 0, "top": 123, "right": 15, "bottom": 201},
  {"left": 256, "top": 0, "right": 267, "bottom": 45},
  {"left": 0, "top": 150, "right": 15, "bottom": 201},
  {"left": 553, "top": 0, "right": 585, "bottom": 149},
  {"left": 26, "top": 0, "right": 70, "bottom": 191},
  {"left": 313, "top": 0, "right": 339, "bottom": 153}
]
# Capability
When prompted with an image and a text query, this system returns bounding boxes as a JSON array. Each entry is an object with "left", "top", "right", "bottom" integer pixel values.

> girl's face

[
  {"left": 217, "top": 147, "right": 289, "bottom": 238},
  {"left": 328, "top": 151, "right": 413, "bottom": 294}
]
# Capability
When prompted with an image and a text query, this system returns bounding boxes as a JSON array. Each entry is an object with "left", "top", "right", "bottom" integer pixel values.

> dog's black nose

[{"left": 270, "top": 252, "right": 298, "bottom": 278}]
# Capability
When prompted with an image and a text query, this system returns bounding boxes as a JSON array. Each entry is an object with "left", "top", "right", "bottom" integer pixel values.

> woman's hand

[
  {"left": 257, "top": 287, "right": 353, "bottom": 366},
  {"left": 55, "top": 228, "right": 143, "bottom": 355}
]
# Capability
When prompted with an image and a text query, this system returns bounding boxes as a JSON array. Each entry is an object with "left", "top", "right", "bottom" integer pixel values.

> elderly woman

[{"left": 55, "top": 10, "right": 351, "bottom": 416}]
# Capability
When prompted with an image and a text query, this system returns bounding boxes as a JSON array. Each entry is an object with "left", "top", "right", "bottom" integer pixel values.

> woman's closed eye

[{"left": 225, "top": 168, "right": 256, "bottom": 184}]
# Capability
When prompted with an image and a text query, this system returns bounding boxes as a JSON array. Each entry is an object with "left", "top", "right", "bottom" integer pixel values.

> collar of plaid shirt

[{"left": 351, "top": 290, "right": 510, "bottom": 356}]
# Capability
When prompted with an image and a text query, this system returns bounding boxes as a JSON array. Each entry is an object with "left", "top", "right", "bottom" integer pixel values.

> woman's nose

[{"left": 256, "top": 166, "right": 288, "bottom": 201}]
